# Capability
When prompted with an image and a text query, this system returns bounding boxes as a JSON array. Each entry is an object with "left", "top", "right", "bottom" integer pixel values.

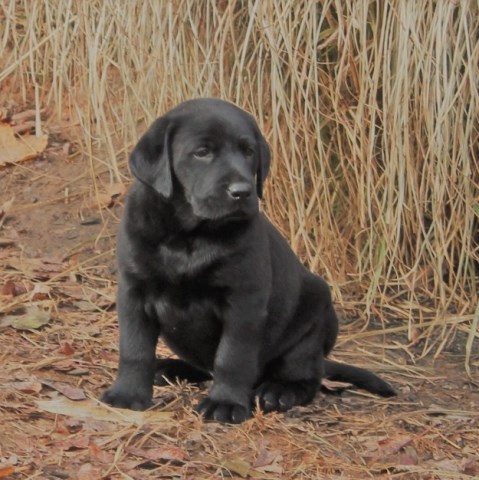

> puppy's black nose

[{"left": 227, "top": 182, "right": 252, "bottom": 200}]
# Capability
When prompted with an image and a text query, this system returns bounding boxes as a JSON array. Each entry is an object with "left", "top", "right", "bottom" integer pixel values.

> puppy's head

[{"left": 129, "top": 98, "right": 271, "bottom": 221}]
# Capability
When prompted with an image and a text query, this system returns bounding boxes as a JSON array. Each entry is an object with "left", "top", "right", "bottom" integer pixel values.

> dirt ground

[{"left": 1, "top": 130, "right": 478, "bottom": 479}]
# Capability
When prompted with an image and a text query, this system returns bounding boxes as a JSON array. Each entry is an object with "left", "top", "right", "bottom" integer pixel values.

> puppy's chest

[
  {"left": 145, "top": 271, "right": 226, "bottom": 366},
  {"left": 139, "top": 237, "right": 229, "bottom": 316},
  {"left": 133, "top": 235, "right": 231, "bottom": 319},
  {"left": 147, "top": 237, "right": 224, "bottom": 280}
]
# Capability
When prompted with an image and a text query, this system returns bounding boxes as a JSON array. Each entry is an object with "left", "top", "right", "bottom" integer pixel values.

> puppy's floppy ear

[
  {"left": 129, "top": 117, "right": 174, "bottom": 198},
  {"left": 255, "top": 133, "right": 271, "bottom": 199}
]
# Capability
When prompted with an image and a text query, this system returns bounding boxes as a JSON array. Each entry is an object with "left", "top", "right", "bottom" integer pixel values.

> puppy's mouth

[
  {"left": 191, "top": 197, "right": 257, "bottom": 223},
  {"left": 221, "top": 209, "right": 251, "bottom": 222},
  {"left": 208, "top": 206, "right": 255, "bottom": 223}
]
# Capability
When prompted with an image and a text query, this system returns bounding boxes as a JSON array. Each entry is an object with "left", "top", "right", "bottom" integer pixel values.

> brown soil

[{"left": 0, "top": 136, "right": 478, "bottom": 479}]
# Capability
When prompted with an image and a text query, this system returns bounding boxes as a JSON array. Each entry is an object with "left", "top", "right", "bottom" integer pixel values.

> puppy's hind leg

[
  {"left": 255, "top": 276, "right": 337, "bottom": 413},
  {"left": 155, "top": 358, "right": 212, "bottom": 386},
  {"left": 255, "top": 329, "right": 322, "bottom": 413}
]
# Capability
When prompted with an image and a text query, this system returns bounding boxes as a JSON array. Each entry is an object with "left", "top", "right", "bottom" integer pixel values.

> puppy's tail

[{"left": 324, "top": 359, "right": 396, "bottom": 397}]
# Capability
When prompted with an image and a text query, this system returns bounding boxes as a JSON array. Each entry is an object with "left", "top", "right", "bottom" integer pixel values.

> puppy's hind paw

[
  {"left": 255, "top": 380, "right": 318, "bottom": 413},
  {"left": 196, "top": 397, "right": 251, "bottom": 424},
  {"left": 101, "top": 387, "right": 152, "bottom": 411}
]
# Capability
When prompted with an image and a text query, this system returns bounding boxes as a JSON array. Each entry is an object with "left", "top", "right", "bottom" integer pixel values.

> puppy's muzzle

[{"left": 227, "top": 182, "right": 253, "bottom": 200}]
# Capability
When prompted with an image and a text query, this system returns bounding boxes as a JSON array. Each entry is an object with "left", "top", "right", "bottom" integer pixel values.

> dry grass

[
  {"left": 0, "top": 248, "right": 477, "bottom": 479},
  {"left": 1, "top": 2, "right": 478, "bottom": 356}
]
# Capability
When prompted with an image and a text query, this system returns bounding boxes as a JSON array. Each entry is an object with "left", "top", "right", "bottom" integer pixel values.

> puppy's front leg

[
  {"left": 197, "top": 294, "right": 265, "bottom": 424},
  {"left": 102, "top": 277, "right": 159, "bottom": 410}
]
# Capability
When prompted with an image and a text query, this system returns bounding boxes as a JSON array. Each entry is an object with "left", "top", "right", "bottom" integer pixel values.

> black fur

[{"left": 101, "top": 98, "right": 396, "bottom": 423}]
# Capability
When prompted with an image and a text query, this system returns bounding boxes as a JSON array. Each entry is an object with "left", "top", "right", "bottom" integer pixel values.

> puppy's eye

[
  {"left": 194, "top": 147, "right": 213, "bottom": 160},
  {"left": 245, "top": 147, "right": 255, "bottom": 157}
]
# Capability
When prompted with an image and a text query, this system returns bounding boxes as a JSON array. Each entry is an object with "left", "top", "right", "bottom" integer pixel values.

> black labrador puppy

[{"left": 102, "top": 98, "right": 396, "bottom": 423}]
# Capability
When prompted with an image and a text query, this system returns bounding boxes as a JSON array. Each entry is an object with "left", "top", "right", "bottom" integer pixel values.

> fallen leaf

[
  {"left": 0, "top": 107, "right": 8, "bottom": 121},
  {"left": 0, "top": 197, "right": 14, "bottom": 227},
  {"left": 321, "top": 378, "right": 353, "bottom": 392},
  {"left": 89, "top": 442, "right": 114, "bottom": 464},
  {"left": 254, "top": 441, "right": 283, "bottom": 472},
  {"left": 221, "top": 459, "right": 251, "bottom": 478},
  {"left": 60, "top": 285, "right": 96, "bottom": 301},
  {"left": 1, "top": 454, "right": 18, "bottom": 467},
  {"left": 8, "top": 257, "right": 43, "bottom": 277},
  {"left": 73, "top": 300, "right": 101, "bottom": 312},
  {"left": 397, "top": 453, "right": 419, "bottom": 466},
  {"left": 106, "top": 182, "right": 126, "bottom": 199},
  {"left": 0, "top": 316, "right": 14, "bottom": 328},
  {"left": 12, "top": 121, "right": 35, "bottom": 135},
  {"left": 77, "top": 463, "right": 101, "bottom": 480},
  {"left": 8, "top": 257, "right": 63, "bottom": 279},
  {"left": 255, "top": 444, "right": 275, "bottom": 468},
  {"left": 11, "top": 109, "right": 41, "bottom": 123},
  {"left": 59, "top": 284, "right": 115, "bottom": 309},
  {"left": 0, "top": 238, "right": 15, "bottom": 247},
  {"left": 52, "top": 359, "right": 89, "bottom": 374},
  {"left": 86, "top": 183, "right": 126, "bottom": 210},
  {"left": 63, "top": 417, "right": 84, "bottom": 431},
  {"left": 463, "top": 459, "right": 479, "bottom": 476},
  {"left": 40, "top": 256, "right": 64, "bottom": 265},
  {"left": 126, "top": 446, "right": 189, "bottom": 464},
  {"left": 41, "top": 380, "right": 87, "bottom": 400},
  {"left": 58, "top": 342, "right": 75, "bottom": 355},
  {"left": 79, "top": 217, "right": 101, "bottom": 226},
  {"left": 1, "top": 280, "right": 27, "bottom": 296},
  {"left": 31, "top": 284, "right": 51, "bottom": 300},
  {"left": 9, "top": 306, "right": 51, "bottom": 330},
  {"left": 433, "top": 458, "right": 463, "bottom": 473},
  {"left": 245, "top": 464, "right": 288, "bottom": 479},
  {"left": 0, "top": 466, "right": 15, "bottom": 478},
  {"left": 36, "top": 397, "right": 174, "bottom": 425},
  {"left": 397, "top": 445, "right": 419, "bottom": 466},
  {"left": 53, "top": 419, "right": 70, "bottom": 434},
  {"left": 41, "top": 467, "right": 70, "bottom": 479},
  {"left": 67, "top": 368, "right": 90, "bottom": 376},
  {"left": 123, "top": 460, "right": 149, "bottom": 478},
  {"left": 366, "top": 435, "right": 413, "bottom": 463},
  {"left": 377, "top": 435, "right": 413, "bottom": 456},
  {"left": 63, "top": 142, "right": 72, "bottom": 155},
  {"left": 0, "top": 123, "right": 48, "bottom": 166},
  {"left": 7, "top": 380, "right": 43, "bottom": 394},
  {"left": 56, "top": 435, "right": 91, "bottom": 451},
  {"left": 89, "top": 193, "right": 113, "bottom": 209}
]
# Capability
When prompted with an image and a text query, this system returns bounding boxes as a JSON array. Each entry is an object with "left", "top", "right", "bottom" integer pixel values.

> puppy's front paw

[
  {"left": 196, "top": 397, "right": 251, "bottom": 424},
  {"left": 101, "top": 386, "right": 152, "bottom": 411},
  {"left": 255, "top": 380, "right": 317, "bottom": 412}
]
